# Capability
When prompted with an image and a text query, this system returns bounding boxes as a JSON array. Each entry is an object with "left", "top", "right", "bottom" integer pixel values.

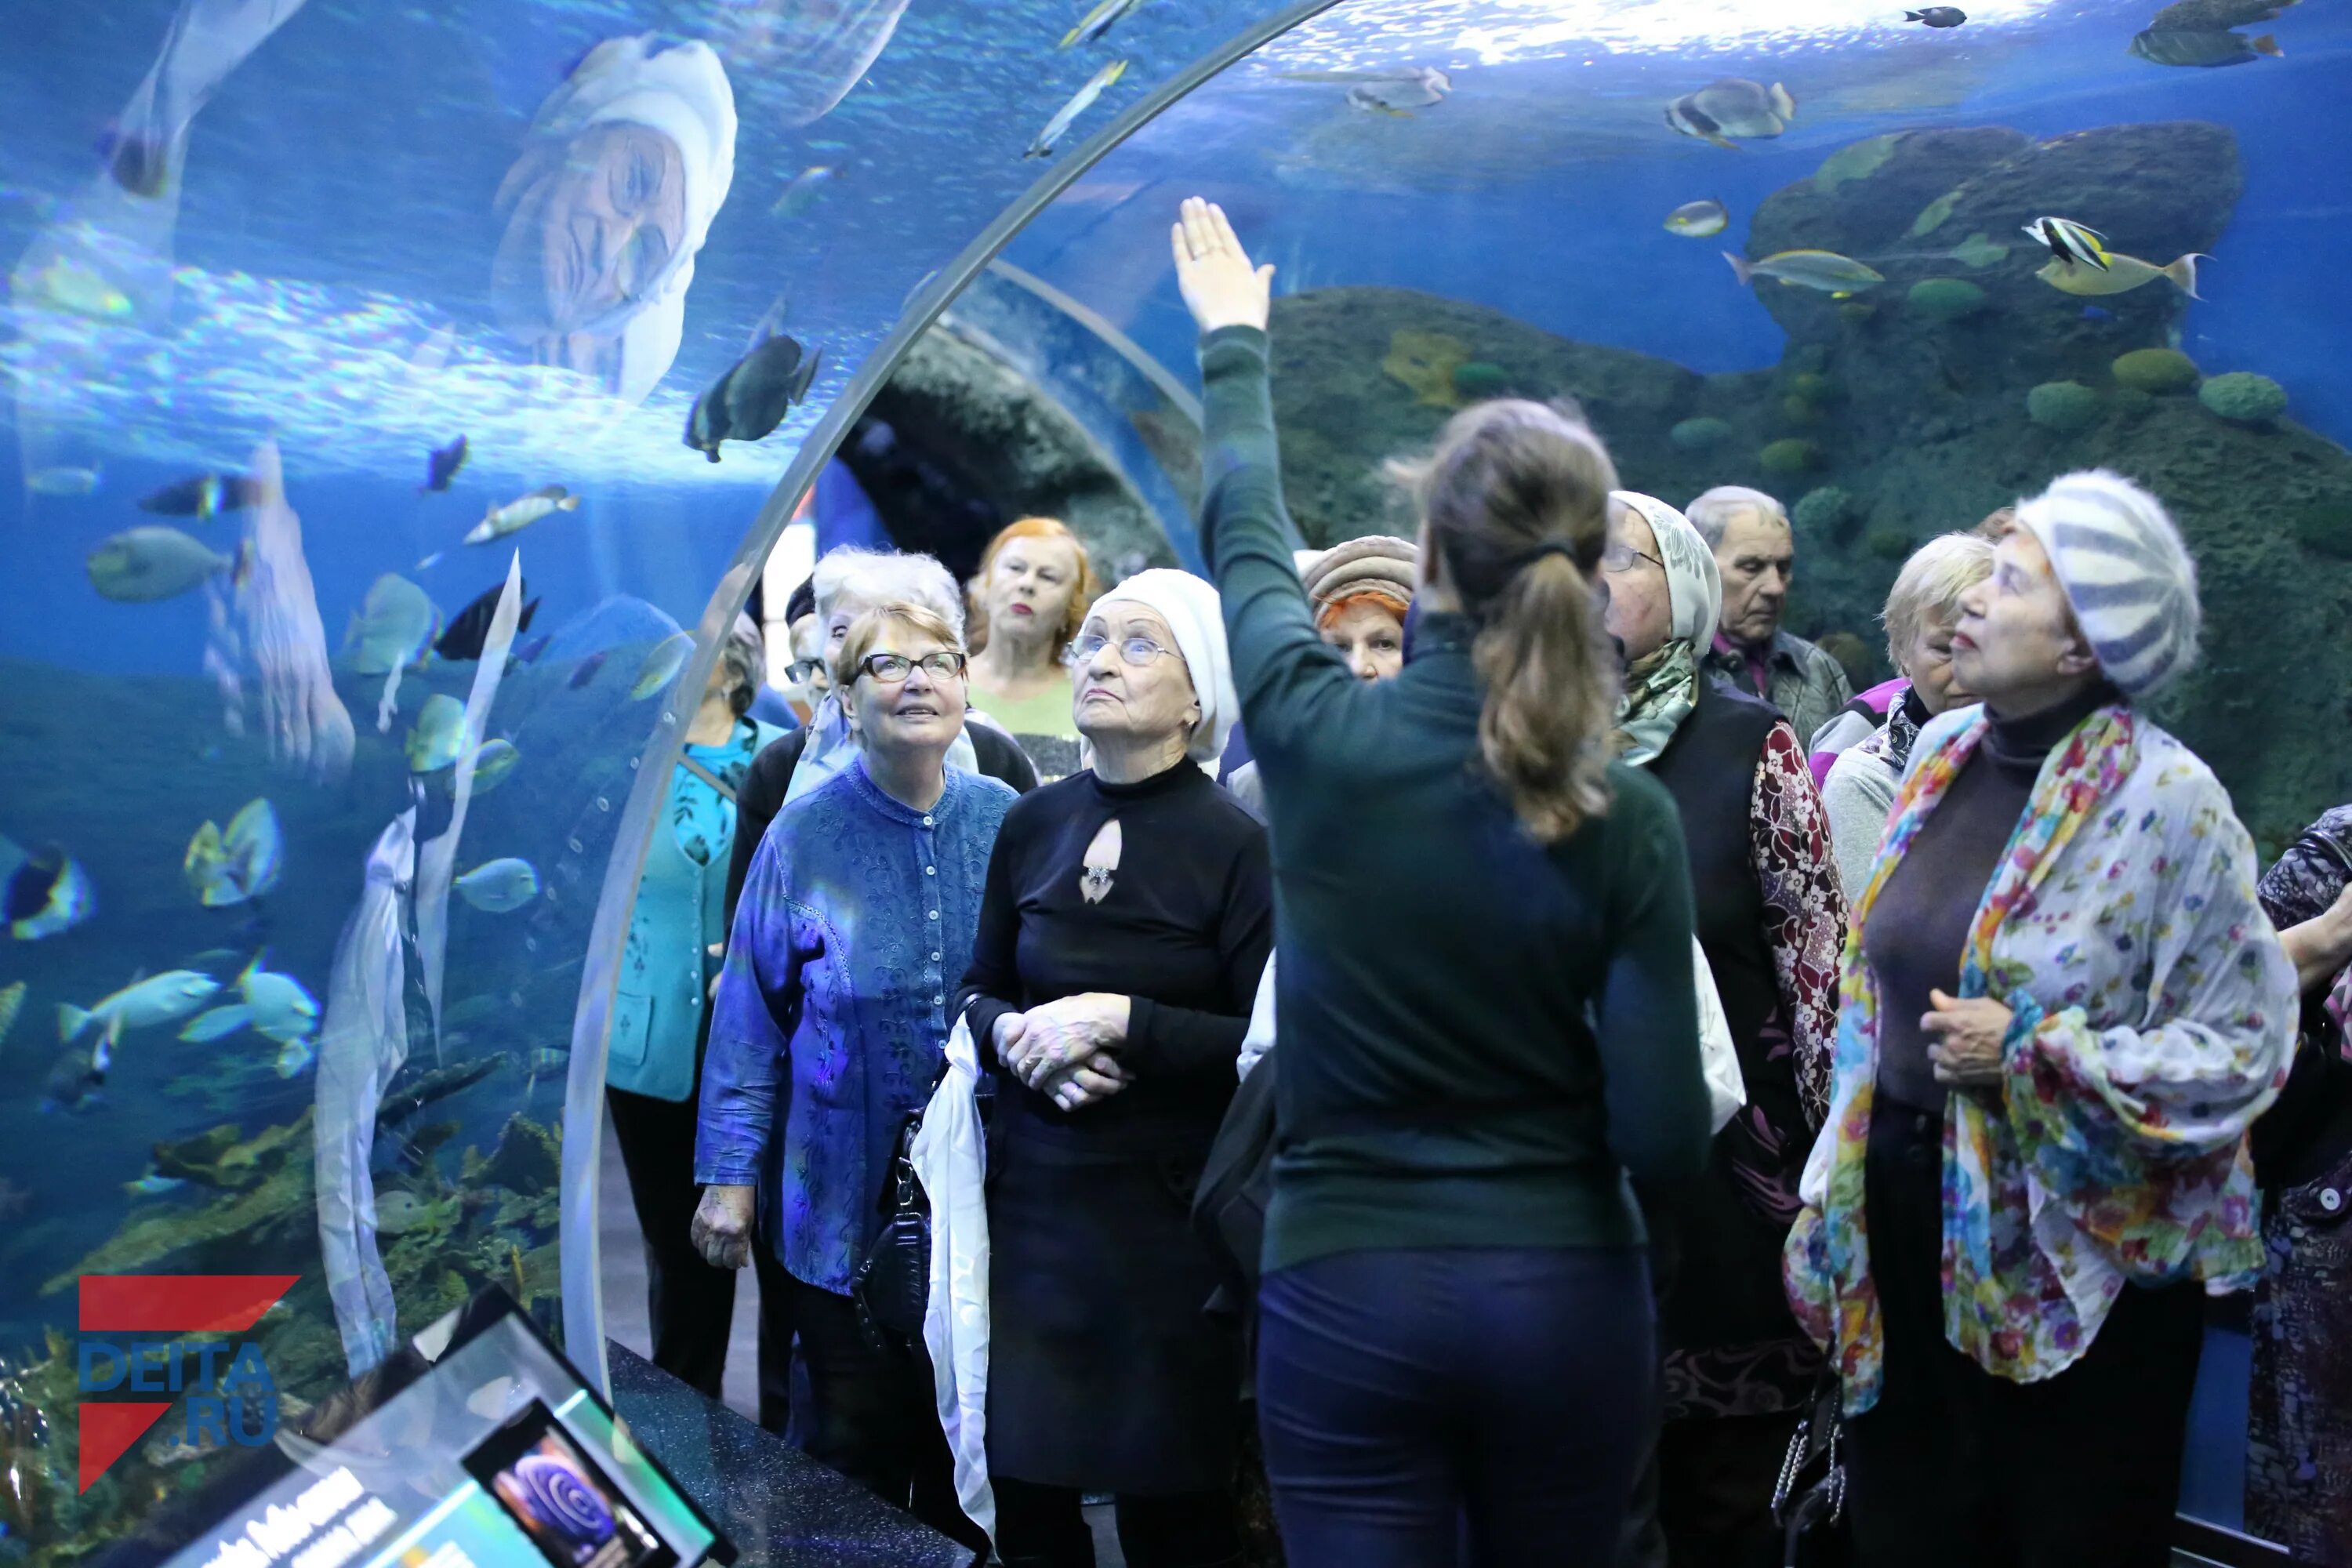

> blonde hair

[
  {"left": 1882, "top": 533, "right": 1995, "bottom": 670},
  {"left": 829, "top": 601, "right": 967, "bottom": 691},
  {"left": 1392, "top": 400, "right": 1619, "bottom": 844},
  {"left": 967, "top": 517, "right": 1100, "bottom": 652}
]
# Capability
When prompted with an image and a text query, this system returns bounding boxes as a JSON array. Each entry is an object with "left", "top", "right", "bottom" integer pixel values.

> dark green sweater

[{"left": 1196, "top": 325, "right": 1714, "bottom": 1273}]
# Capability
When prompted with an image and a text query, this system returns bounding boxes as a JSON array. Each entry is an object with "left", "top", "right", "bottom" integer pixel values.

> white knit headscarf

[
  {"left": 520, "top": 36, "right": 737, "bottom": 407},
  {"left": 2014, "top": 469, "right": 2201, "bottom": 698},
  {"left": 1087, "top": 569, "right": 1238, "bottom": 767}
]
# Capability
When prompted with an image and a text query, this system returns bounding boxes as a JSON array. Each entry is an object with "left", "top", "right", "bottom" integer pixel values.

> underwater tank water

[{"left": 1, "top": 0, "right": 2347, "bottom": 1558}]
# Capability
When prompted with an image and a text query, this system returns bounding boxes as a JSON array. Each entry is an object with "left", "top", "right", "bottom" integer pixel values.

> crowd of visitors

[{"left": 581, "top": 196, "right": 2344, "bottom": 1568}]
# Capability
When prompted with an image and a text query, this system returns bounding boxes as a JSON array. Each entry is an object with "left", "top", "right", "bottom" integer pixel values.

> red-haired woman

[{"left": 966, "top": 517, "right": 1099, "bottom": 781}]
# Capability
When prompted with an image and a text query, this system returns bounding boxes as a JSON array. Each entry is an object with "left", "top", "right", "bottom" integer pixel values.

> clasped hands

[
  {"left": 995, "top": 993, "right": 1133, "bottom": 1112},
  {"left": 1923, "top": 988, "right": 2012, "bottom": 1089}
]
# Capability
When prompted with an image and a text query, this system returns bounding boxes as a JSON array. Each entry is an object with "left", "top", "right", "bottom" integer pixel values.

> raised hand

[{"left": 1171, "top": 197, "right": 1274, "bottom": 333}]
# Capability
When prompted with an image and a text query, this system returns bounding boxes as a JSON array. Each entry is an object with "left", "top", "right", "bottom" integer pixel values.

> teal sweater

[{"left": 1196, "top": 325, "right": 1714, "bottom": 1272}]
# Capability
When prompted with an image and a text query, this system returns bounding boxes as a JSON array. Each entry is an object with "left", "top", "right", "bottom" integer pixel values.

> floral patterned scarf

[{"left": 1785, "top": 701, "right": 2285, "bottom": 1412}]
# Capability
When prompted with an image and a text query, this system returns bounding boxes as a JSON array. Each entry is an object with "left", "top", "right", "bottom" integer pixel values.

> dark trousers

[
  {"left": 608, "top": 1085, "right": 761, "bottom": 1404},
  {"left": 1257, "top": 1246, "right": 1655, "bottom": 1568},
  {"left": 786, "top": 1272, "right": 988, "bottom": 1555},
  {"left": 1845, "top": 1099, "right": 2203, "bottom": 1568},
  {"left": 993, "top": 1475, "right": 1239, "bottom": 1568}
]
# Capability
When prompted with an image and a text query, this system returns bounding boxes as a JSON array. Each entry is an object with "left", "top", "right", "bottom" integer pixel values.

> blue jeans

[{"left": 1257, "top": 1246, "right": 1656, "bottom": 1568}]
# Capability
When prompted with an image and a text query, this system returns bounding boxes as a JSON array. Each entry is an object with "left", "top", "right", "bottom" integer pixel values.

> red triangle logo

[{"left": 79, "top": 1403, "right": 172, "bottom": 1493}]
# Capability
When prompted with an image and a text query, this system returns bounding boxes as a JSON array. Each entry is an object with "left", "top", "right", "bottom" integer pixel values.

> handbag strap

[{"left": 677, "top": 752, "right": 738, "bottom": 803}]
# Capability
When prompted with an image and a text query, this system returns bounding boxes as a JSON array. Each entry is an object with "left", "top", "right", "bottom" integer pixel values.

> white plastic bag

[
  {"left": 909, "top": 1014, "right": 994, "bottom": 1541},
  {"left": 1693, "top": 935, "right": 1746, "bottom": 1134}
]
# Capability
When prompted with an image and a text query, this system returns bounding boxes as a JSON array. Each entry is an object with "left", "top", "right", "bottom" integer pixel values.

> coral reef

[
  {"left": 1266, "top": 288, "right": 1703, "bottom": 543},
  {"left": 1382, "top": 328, "right": 1471, "bottom": 409},
  {"left": 1452, "top": 361, "right": 1510, "bottom": 401},
  {"left": 2200, "top": 371, "right": 2288, "bottom": 425},
  {"left": 2028, "top": 380, "right": 2103, "bottom": 433},
  {"left": 475, "top": 1112, "right": 561, "bottom": 1195},
  {"left": 1671, "top": 417, "right": 1733, "bottom": 452},
  {"left": 2113, "top": 347, "right": 2202, "bottom": 394},
  {"left": 1258, "top": 114, "right": 2344, "bottom": 847},
  {"left": 1907, "top": 278, "right": 1989, "bottom": 322}
]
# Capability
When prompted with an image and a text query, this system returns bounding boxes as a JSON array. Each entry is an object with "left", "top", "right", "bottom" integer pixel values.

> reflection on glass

[{"left": 492, "top": 38, "right": 739, "bottom": 407}]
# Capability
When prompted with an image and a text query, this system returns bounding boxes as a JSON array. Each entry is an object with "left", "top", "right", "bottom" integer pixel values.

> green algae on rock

[
  {"left": 1794, "top": 485, "right": 1856, "bottom": 538},
  {"left": 2200, "top": 371, "right": 2288, "bottom": 426},
  {"left": 1907, "top": 278, "right": 1988, "bottom": 321},
  {"left": 1452, "top": 360, "right": 1510, "bottom": 401},
  {"left": 1760, "top": 438, "right": 1824, "bottom": 476},
  {"left": 1813, "top": 133, "right": 1905, "bottom": 193},
  {"left": 2029, "top": 380, "right": 2103, "bottom": 433},
  {"left": 1671, "top": 416, "right": 1734, "bottom": 452},
  {"left": 2113, "top": 347, "right": 2201, "bottom": 394},
  {"left": 1867, "top": 526, "right": 1915, "bottom": 561}
]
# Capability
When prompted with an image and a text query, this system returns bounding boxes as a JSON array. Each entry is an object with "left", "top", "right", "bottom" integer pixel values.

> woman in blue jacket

[{"left": 604, "top": 612, "right": 787, "bottom": 1402}]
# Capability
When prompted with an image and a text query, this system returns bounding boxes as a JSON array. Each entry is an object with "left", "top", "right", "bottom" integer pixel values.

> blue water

[{"left": 2, "top": 0, "right": 2347, "bottom": 1555}]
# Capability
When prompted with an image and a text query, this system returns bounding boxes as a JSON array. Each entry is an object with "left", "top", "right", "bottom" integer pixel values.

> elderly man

[{"left": 1690, "top": 486, "right": 1853, "bottom": 744}]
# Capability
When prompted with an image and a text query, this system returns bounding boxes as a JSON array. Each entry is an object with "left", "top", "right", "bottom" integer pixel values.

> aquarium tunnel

[{"left": 3, "top": 0, "right": 2348, "bottom": 1561}]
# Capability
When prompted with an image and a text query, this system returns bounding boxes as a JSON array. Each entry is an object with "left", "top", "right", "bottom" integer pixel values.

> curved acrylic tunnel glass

[
  {"left": 993, "top": 0, "right": 2352, "bottom": 1558},
  {"left": 0, "top": 0, "right": 1319, "bottom": 1554}
]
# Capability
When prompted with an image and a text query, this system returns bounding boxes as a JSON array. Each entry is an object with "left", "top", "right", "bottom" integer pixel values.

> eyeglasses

[
  {"left": 1601, "top": 543, "right": 1664, "bottom": 575},
  {"left": 1063, "top": 632, "right": 1178, "bottom": 668},
  {"left": 783, "top": 658, "right": 826, "bottom": 684},
  {"left": 855, "top": 651, "right": 968, "bottom": 684}
]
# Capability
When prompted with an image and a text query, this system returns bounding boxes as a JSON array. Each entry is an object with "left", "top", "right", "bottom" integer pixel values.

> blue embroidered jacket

[{"left": 695, "top": 758, "right": 1014, "bottom": 1292}]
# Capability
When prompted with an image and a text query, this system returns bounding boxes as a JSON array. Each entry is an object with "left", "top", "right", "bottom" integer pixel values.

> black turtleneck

[
  {"left": 1866, "top": 684, "right": 2118, "bottom": 1109},
  {"left": 956, "top": 760, "right": 1272, "bottom": 1147}
]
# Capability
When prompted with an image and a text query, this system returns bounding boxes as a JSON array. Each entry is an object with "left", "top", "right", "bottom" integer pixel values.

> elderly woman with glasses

[
  {"left": 724, "top": 546, "right": 1039, "bottom": 938},
  {"left": 692, "top": 601, "right": 1015, "bottom": 1552},
  {"left": 1598, "top": 490, "right": 1848, "bottom": 1566},
  {"left": 955, "top": 568, "right": 1273, "bottom": 1568}
]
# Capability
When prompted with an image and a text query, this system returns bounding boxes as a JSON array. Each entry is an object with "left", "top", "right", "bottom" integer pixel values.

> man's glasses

[
  {"left": 1063, "top": 632, "right": 1178, "bottom": 668},
  {"left": 783, "top": 658, "right": 826, "bottom": 684},
  {"left": 855, "top": 651, "right": 969, "bottom": 684}
]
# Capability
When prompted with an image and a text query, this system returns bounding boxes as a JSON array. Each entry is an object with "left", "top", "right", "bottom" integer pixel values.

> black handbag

[
  {"left": 1771, "top": 1373, "right": 1849, "bottom": 1567},
  {"left": 851, "top": 1113, "right": 930, "bottom": 1355}
]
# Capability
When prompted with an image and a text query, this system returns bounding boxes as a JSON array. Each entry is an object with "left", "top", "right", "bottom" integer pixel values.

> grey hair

[
  {"left": 1686, "top": 485, "right": 1791, "bottom": 552},
  {"left": 718, "top": 612, "right": 764, "bottom": 717},
  {"left": 1881, "top": 533, "right": 1994, "bottom": 672},
  {"left": 811, "top": 546, "right": 966, "bottom": 642}
]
